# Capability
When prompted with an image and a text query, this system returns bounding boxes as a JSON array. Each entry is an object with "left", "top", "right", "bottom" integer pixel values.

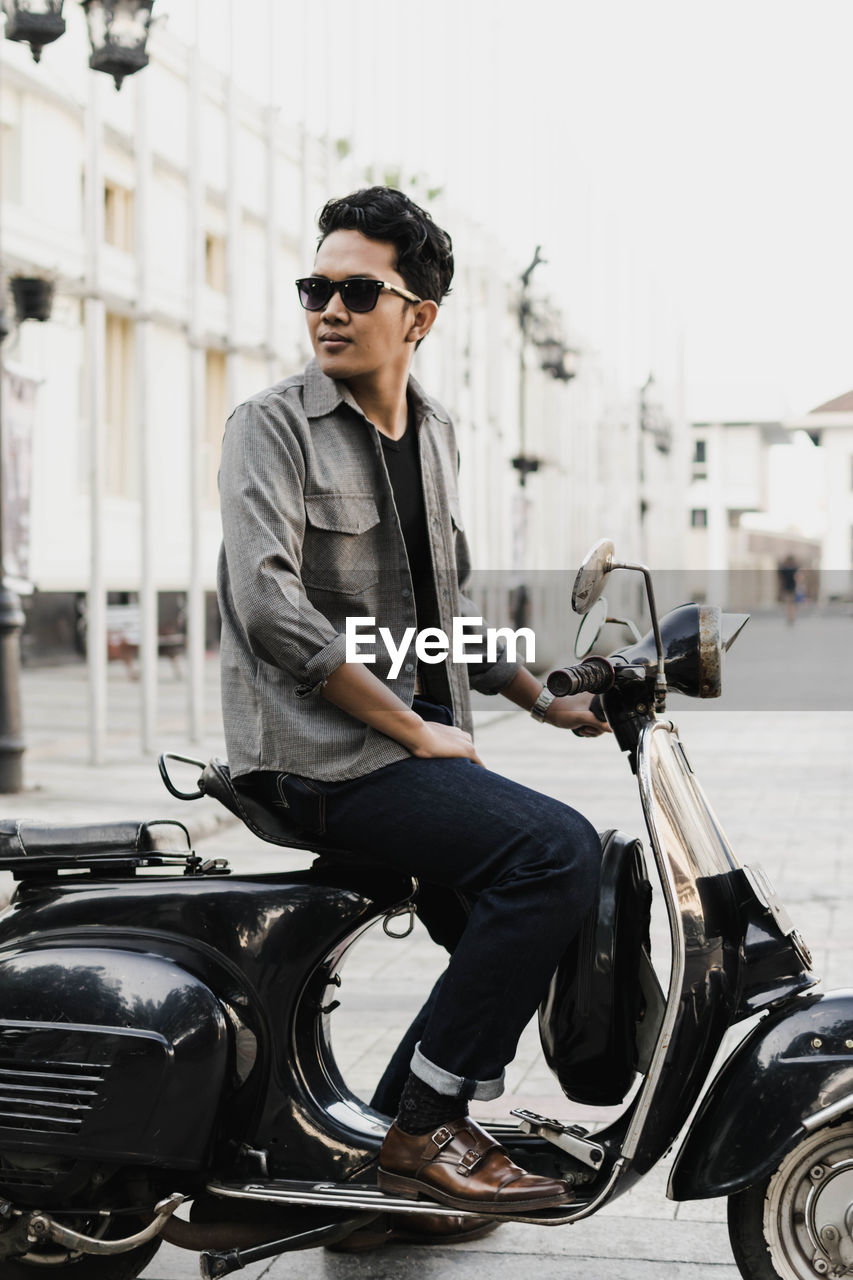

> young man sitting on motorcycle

[{"left": 216, "top": 186, "right": 607, "bottom": 1224}]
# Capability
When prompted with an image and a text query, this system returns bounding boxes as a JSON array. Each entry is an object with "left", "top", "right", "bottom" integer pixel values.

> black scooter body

[{"left": 0, "top": 859, "right": 415, "bottom": 1203}]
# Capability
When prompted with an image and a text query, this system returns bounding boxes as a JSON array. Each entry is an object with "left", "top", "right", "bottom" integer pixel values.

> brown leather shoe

[
  {"left": 327, "top": 1211, "right": 500, "bottom": 1252},
  {"left": 377, "top": 1116, "right": 572, "bottom": 1214}
]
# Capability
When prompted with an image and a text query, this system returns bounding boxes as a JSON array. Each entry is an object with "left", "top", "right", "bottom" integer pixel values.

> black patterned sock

[{"left": 395, "top": 1070, "right": 468, "bottom": 1136}]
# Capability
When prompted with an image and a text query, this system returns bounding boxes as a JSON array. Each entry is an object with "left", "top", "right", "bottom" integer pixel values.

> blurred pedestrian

[{"left": 777, "top": 554, "right": 800, "bottom": 625}]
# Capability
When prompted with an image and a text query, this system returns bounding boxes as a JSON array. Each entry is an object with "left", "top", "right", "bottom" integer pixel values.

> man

[{"left": 217, "top": 187, "right": 607, "bottom": 1226}]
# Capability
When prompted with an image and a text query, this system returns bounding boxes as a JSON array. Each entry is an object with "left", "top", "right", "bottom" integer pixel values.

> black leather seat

[
  {"left": 0, "top": 818, "right": 195, "bottom": 877},
  {"left": 0, "top": 819, "right": 159, "bottom": 861},
  {"left": 199, "top": 758, "right": 353, "bottom": 855}
]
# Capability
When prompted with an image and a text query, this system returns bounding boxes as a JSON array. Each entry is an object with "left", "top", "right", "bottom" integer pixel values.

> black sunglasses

[{"left": 295, "top": 276, "right": 422, "bottom": 313}]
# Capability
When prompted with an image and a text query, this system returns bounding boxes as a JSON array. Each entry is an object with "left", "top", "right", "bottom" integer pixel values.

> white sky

[{"left": 166, "top": 0, "right": 853, "bottom": 421}]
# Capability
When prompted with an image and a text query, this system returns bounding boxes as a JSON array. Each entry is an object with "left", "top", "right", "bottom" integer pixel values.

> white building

[
  {"left": 0, "top": 2, "right": 685, "bottom": 750},
  {"left": 685, "top": 417, "right": 822, "bottom": 609},
  {"left": 785, "top": 390, "right": 853, "bottom": 600}
]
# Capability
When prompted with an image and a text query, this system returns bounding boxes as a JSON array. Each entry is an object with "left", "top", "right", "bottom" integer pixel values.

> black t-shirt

[{"left": 380, "top": 415, "right": 450, "bottom": 704}]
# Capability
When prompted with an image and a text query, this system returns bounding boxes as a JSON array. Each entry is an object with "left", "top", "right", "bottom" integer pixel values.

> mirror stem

[{"left": 613, "top": 560, "right": 667, "bottom": 708}]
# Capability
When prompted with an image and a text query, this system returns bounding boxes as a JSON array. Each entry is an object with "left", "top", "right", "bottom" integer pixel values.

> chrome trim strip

[
  {"left": 802, "top": 1095, "right": 853, "bottom": 1131},
  {"left": 206, "top": 1178, "right": 598, "bottom": 1227},
  {"left": 621, "top": 721, "right": 687, "bottom": 1162}
]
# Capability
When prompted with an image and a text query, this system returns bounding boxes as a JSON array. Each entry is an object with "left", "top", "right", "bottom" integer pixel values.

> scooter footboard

[
  {"left": 669, "top": 989, "right": 853, "bottom": 1200},
  {"left": 0, "top": 945, "right": 229, "bottom": 1177}
]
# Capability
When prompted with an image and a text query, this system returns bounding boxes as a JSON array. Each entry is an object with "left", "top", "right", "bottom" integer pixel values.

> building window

[
  {"left": 690, "top": 508, "right": 708, "bottom": 529},
  {"left": 691, "top": 437, "right": 707, "bottom": 480},
  {"left": 105, "top": 313, "right": 137, "bottom": 498},
  {"left": 104, "top": 180, "right": 134, "bottom": 251},
  {"left": 205, "top": 233, "right": 227, "bottom": 292},
  {"left": 205, "top": 349, "right": 227, "bottom": 505}
]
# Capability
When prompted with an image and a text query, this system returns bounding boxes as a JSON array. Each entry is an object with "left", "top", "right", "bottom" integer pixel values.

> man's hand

[
  {"left": 499, "top": 668, "right": 611, "bottom": 737},
  {"left": 544, "top": 691, "right": 610, "bottom": 736},
  {"left": 321, "top": 662, "right": 484, "bottom": 763},
  {"left": 403, "top": 720, "right": 484, "bottom": 765}
]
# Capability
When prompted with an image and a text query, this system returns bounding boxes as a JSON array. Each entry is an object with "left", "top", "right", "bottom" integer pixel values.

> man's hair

[{"left": 317, "top": 187, "right": 454, "bottom": 305}]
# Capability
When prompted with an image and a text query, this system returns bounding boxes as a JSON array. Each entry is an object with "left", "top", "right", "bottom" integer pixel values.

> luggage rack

[{"left": 0, "top": 818, "right": 228, "bottom": 880}]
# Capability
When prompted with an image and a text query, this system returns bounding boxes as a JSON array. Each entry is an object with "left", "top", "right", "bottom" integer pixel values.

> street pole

[
  {"left": 511, "top": 247, "right": 545, "bottom": 630},
  {"left": 0, "top": 364, "right": 26, "bottom": 793},
  {"left": 136, "top": 67, "right": 157, "bottom": 754},
  {"left": 186, "top": 0, "right": 205, "bottom": 744},
  {"left": 0, "top": 38, "right": 27, "bottom": 792},
  {"left": 85, "top": 72, "right": 107, "bottom": 765}
]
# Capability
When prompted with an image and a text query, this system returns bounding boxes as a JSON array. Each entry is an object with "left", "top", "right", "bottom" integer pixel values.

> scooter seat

[
  {"left": 200, "top": 758, "right": 352, "bottom": 855},
  {"left": 0, "top": 818, "right": 195, "bottom": 878},
  {"left": 0, "top": 819, "right": 160, "bottom": 862}
]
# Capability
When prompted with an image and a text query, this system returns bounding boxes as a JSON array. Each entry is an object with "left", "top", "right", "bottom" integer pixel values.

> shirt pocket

[{"left": 302, "top": 492, "right": 382, "bottom": 596}]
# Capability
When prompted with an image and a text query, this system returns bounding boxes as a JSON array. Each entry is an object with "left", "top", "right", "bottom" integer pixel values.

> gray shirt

[{"left": 217, "top": 359, "right": 521, "bottom": 781}]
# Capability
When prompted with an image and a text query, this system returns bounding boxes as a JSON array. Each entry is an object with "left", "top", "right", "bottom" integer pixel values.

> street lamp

[
  {"left": 1, "top": 0, "right": 66, "bottom": 63},
  {"left": 639, "top": 372, "right": 673, "bottom": 455},
  {"left": 10, "top": 276, "right": 54, "bottom": 323},
  {"left": 81, "top": 0, "right": 154, "bottom": 90},
  {"left": 511, "top": 249, "right": 579, "bottom": 630},
  {"left": 536, "top": 335, "right": 578, "bottom": 384},
  {"left": 4, "top": 1, "right": 156, "bottom": 89},
  {"left": 514, "top": 246, "right": 545, "bottom": 486}
]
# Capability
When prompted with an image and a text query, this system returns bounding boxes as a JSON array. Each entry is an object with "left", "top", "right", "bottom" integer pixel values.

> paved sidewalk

[{"left": 0, "top": 615, "right": 850, "bottom": 1278}]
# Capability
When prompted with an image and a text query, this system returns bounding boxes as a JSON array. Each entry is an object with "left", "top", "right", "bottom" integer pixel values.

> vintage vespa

[{"left": 0, "top": 543, "right": 847, "bottom": 1279}]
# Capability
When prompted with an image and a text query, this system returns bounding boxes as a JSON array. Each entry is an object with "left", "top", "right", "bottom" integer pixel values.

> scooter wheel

[{"left": 727, "top": 1117, "right": 853, "bottom": 1280}]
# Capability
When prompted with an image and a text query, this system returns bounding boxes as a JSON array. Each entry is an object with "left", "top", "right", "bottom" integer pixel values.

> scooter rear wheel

[{"left": 727, "top": 1118, "right": 853, "bottom": 1280}]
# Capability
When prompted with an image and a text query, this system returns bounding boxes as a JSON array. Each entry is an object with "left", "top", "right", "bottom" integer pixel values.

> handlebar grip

[{"left": 546, "top": 657, "right": 616, "bottom": 698}]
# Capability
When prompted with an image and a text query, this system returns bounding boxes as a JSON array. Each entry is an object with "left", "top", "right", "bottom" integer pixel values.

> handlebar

[{"left": 546, "top": 656, "right": 616, "bottom": 698}]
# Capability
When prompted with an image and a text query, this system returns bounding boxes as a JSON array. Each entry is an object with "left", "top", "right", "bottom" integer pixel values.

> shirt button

[
  {"left": 404, "top": 662, "right": 414, "bottom": 673},
  {"left": 402, "top": 587, "right": 411, "bottom": 599}
]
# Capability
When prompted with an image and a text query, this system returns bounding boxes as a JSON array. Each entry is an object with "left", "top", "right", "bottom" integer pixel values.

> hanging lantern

[
  {"left": 10, "top": 276, "right": 55, "bottom": 323},
  {"left": 537, "top": 336, "right": 579, "bottom": 384},
  {"left": 2, "top": 0, "right": 66, "bottom": 63},
  {"left": 80, "top": 0, "right": 154, "bottom": 90}
]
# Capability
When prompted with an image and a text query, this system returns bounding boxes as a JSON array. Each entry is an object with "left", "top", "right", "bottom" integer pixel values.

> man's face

[{"left": 305, "top": 230, "right": 421, "bottom": 384}]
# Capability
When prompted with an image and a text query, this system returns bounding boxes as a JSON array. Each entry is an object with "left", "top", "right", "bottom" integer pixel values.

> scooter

[{"left": 0, "top": 541, "right": 848, "bottom": 1280}]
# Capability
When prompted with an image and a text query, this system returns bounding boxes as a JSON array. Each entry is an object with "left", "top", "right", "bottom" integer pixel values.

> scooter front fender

[{"left": 669, "top": 990, "right": 853, "bottom": 1200}]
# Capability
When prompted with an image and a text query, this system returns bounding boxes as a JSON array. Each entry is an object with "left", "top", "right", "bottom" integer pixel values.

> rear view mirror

[{"left": 572, "top": 539, "right": 614, "bottom": 615}]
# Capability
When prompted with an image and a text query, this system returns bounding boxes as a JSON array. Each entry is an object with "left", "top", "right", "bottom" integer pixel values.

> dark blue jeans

[{"left": 257, "top": 700, "right": 601, "bottom": 1103}]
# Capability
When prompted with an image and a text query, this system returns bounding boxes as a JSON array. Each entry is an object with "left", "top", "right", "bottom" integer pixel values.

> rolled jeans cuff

[{"left": 411, "top": 1041, "right": 505, "bottom": 1103}]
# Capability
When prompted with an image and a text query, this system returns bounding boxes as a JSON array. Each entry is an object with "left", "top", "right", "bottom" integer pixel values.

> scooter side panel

[
  {"left": 668, "top": 990, "right": 853, "bottom": 1200},
  {"left": 0, "top": 865, "right": 416, "bottom": 1183},
  {"left": 0, "top": 945, "right": 228, "bottom": 1169}
]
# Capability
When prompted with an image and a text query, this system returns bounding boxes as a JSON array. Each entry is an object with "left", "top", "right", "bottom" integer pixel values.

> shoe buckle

[
  {"left": 431, "top": 1126, "right": 453, "bottom": 1150},
  {"left": 456, "top": 1148, "right": 482, "bottom": 1176}
]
